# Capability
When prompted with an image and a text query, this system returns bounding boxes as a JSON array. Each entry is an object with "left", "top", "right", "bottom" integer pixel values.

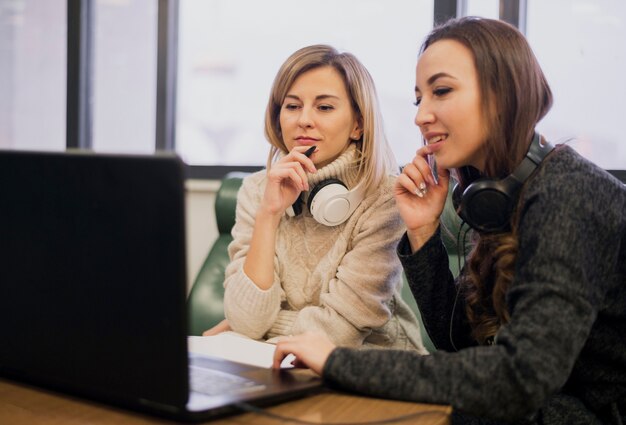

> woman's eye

[
  {"left": 433, "top": 87, "right": 452, "bottom": 97},
  {"left": 318, "top": 104, "right": 334, "bottom": 112},
  {"left": 413, "top": 98, "right": 421, "bottom": 107},
  {"left": 283, "top": 104, "right": 300, "bottom": 111}
]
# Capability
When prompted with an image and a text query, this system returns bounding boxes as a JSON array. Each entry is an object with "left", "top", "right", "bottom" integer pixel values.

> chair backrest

[
  {"left": 187, "top": 172, "right": 247, "bottom": 335},
  {"left": 187, "top": 173, "right": 471, "bottom": 350},
  {"left": 440, "top": 183, "right": 472, "bottom": 277}
]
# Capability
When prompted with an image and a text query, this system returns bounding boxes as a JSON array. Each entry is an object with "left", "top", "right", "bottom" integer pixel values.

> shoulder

[
  {"left": 363, "top": 174, "right": 397, "bottom": 206},
  {"left": 520, "top": 144, "right": 626, "bottom": 234},
  {"left": 242, "top": 169, "right": 267, "bottom": 185},
  {"left": 352, "top": 174, "right": 402, "bottom": 229},
  {"left": 237, "top": 169, "right": 267, "bottom": 205},
  {"left": 239, "top": 169, "right": 267, "bottom": 193},
  {"left": 514, "top": 144, "right": 625, "bottom": 305},
  {"left": 357, "top": 175, "right": 399, "bottom": 220},
  {"left": 524, "top": 145, "right": 624, "bottom": 205}
]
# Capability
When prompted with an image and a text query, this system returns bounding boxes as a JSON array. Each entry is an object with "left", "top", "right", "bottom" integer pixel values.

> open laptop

[{"left": 0, "top": 150, "right": 321, "bottom": 421}]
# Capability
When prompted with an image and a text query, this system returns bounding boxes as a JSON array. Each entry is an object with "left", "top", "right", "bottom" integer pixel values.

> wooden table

[{"left": 0, "top": 378, "right": 450, "bottom": 424}]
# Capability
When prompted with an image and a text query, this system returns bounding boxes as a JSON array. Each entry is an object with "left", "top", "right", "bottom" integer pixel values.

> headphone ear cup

[
  {"left": 307, "top": 178, "right": 351, "bottom": 226},
  {"left": 454, "top": 132, "right": 553, "bottom": 233},
  {"left": 459, "top": 180, "right": 515, "bottom": 233},
  {"left": 452, "top": 182, "right": 465, "bottom": 221}
]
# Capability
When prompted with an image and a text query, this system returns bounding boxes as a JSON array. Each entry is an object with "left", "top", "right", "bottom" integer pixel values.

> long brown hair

[{"left": 420, "top": 17, "right": 553, "bottom": 343}]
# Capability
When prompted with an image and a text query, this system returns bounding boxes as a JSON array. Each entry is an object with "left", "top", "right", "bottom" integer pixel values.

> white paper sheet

[{"left": 187, "top": 332, "right": 295, "bottom": 369}]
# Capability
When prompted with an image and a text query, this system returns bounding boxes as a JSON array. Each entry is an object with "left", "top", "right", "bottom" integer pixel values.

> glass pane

[
  {"left": 177, "top": 0, "right": 434, "bottom": 166},
  {"left": 527, "top": 0, "right": 626, "bottom": 169},
  {"left": 0, "top": 0, "right": 66, "bottom": 151},
  {"left": 92, "top": 0, "right": 157, "bottom": 154},
  {"left": 465, "top": 0, "right": 499, "bottom": 19}
]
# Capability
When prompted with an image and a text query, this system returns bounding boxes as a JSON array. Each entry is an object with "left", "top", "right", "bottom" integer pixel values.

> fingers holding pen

[
  {"left": 263, "top": 147, "right": 318, "bottom": 214},
  {"left": 270, "top": 146, "right": 317, "bottom": 191},
  {"left": 400, "top": 149, "right": 435, "bottom": 198},
  {"left": 401, "top": 163, "right": 429, "bottom": 198},
  {"left": 287, "top": 145, "right": 317, "bottom": 175},
  {"left": 295, "top": 145, "right": 317, "bottom": 173},
  {"left": 395, "top": 147, "right": 451, "bottom": 245},
  {"left": 268, "top": 162, "right": 309, "bottom": 192},
  {"left": 416, "top": 145, "right": 440, "bottom": 184}
]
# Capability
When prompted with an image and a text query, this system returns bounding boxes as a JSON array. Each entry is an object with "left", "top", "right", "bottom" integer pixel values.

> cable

[
  {"left": 456, "top": 219, "right": 472, "bottom": 274},
  {"left": 449, "top": 220, "right": 471, "bottom": 352},
  {"left": 234, "top": 401, "right": 448, "bottom": 425}
]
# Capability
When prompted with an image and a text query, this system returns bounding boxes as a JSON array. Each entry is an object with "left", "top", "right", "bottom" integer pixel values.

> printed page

[{"left": 187, "top": 332, "right": 295, "bottom": 368}]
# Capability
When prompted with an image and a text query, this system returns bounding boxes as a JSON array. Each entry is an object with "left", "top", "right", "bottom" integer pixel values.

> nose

[
  {"left": 414, "top": 99, "right": 434, "bottom": 129},
  {"left": 297, "top": 106, "right": 314, "bottom": 128}
]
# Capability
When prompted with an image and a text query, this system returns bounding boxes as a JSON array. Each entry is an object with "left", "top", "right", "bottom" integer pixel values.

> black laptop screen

[{"left": 0, "top": 151, "right": 189, "bottom": 408}]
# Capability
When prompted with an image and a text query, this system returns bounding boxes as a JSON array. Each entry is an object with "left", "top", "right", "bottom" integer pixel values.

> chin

[
  {"left": 431, "top": 155, "right": 451, "bottom": 170},
  {"left": 434, "top": 151, "right": 466, "bottom": 169}
]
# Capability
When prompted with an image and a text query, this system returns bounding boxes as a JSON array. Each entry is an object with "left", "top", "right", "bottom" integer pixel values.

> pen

[{"left": 287, "top": 146, "right": 316, "bottom": 217}]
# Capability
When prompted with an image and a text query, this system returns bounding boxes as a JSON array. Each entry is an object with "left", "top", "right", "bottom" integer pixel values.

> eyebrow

[
  {"left": 414, "top": 72, "right": 456, "bottom": 92},
  {"left": 284, "top": 94, "right": 341, "bottom": 102}
]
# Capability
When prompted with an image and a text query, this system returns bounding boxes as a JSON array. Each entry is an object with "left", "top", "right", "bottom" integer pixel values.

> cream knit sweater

[{"left": 223, "top": 146, "right": 427, "bottom": 353}]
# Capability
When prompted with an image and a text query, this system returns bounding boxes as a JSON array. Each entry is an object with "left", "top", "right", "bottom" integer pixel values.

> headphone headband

[
  {"left": 509, "top": 133, "right": 554, "bottom": 185},
  {"left": 453, "top": 132, "right": 554, "bottom": 233}
]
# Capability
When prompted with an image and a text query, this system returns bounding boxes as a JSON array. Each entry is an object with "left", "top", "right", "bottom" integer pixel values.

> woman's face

[
  {"left": 279, "top": 66, "right": 362, "bottom": 168},
  {"left": 414, "top": 39, "right": 488, "bottom": 171}
]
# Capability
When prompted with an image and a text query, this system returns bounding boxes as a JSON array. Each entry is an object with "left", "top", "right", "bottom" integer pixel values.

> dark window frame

[
  {"left": 608, "top": 170, "right": 626, "bottom": 183},
  {"left": 155, "top": 0, "right": 178, "bottom": 152},
  {"left": 66, "top": 0, "right": 93, "bottom": 150}
]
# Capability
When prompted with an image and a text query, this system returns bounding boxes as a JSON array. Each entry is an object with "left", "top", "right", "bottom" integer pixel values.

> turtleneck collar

[{"left": 306, "top": 143, "right": 361, "bottom": 190}]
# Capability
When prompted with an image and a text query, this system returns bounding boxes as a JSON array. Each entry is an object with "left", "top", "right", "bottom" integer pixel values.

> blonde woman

[{"left": 204, "top": 45, "right": 426, "bottom": 353}]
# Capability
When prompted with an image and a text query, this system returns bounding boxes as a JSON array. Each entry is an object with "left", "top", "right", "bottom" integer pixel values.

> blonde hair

[{"left": 264, "top": 44, "right": 398, "bottom": 195}]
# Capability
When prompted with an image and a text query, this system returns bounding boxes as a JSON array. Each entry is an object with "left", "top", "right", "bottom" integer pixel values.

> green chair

[{"left": 187, "top": 172, "right": 248, "bottom": 336}]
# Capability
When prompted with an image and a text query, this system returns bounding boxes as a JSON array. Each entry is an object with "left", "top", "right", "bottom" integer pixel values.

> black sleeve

[
  {"left": 323, "top": 150, "right": 624, "bottom": 423},
  {"left": 397, "top": 229, "right": 476, "bottom": 351}
]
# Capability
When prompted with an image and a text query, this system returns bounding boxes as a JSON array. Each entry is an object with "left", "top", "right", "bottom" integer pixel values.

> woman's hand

[
  {"left": 272, "top": 331, "right": 336, "bottom": 376},
  {"left": 202, "top": 319, "right": 231, "bottom": 336},
  {"left": 262, "top": 147, "right": 317, "bottom": 215},
  {"left": 394, "top": 146, "right": 450, "bottom": 251}
]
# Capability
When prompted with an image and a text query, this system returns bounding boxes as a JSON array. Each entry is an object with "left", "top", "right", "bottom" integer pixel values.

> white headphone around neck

[{"left": 286, "top": 179, "right": 365, "bottom": 226}]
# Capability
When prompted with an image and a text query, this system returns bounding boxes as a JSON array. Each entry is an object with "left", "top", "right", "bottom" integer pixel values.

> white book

[{"left": 187, "top": 332, "right": 295, "bottom": 369}]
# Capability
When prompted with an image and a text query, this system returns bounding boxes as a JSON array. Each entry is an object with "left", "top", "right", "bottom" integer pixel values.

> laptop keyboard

[{"left": 189, "top": 365, "right": 267, "bottom": 396}]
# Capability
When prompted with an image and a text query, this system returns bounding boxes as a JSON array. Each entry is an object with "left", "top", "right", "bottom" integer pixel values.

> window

[
  {"left": 526, "top": 0, "right": 626, "bottom": 169},
  {"left": 3, "top": 1, "right": 624, "bottom": 175},
  {"left": 92, "top": 0, "right": 158, "bottom": 154},
  {"left": 463, "top": 0, "right": 499, "bottom": 19},
  {"left": 0, "top": 0, "right": 66, "bottom": 151},
  {"left": 176, "top": 0, "right": 434, "bottom": 166}
]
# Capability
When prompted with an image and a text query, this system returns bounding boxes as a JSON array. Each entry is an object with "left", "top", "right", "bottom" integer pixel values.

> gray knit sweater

[{"left": 323, "top": 146, "right": 626, "bottom": 424}]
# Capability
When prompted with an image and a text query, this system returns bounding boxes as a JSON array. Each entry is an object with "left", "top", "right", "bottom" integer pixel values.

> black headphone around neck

[
  {"left": 286, "top": 179, "right": 365, "bottom": 227},
  {"left": 452, "top": 132, "right": 554, "bottom": 233}
]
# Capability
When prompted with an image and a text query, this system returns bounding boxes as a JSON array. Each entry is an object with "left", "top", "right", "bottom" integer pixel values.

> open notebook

[{"left": 0, "top": 150, "right": 321, "bottom": 421}]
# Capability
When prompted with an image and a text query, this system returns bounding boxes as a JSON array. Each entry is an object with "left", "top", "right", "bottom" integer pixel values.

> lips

[
  {"left": 295, "top": 137, "right": 319, "bottom": 145},
  {"left": 427, "top": 134, "right": 447, "bottom": 144},
  {"left": 422, "top": 133, "right": 447, "bottom": 153}
]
